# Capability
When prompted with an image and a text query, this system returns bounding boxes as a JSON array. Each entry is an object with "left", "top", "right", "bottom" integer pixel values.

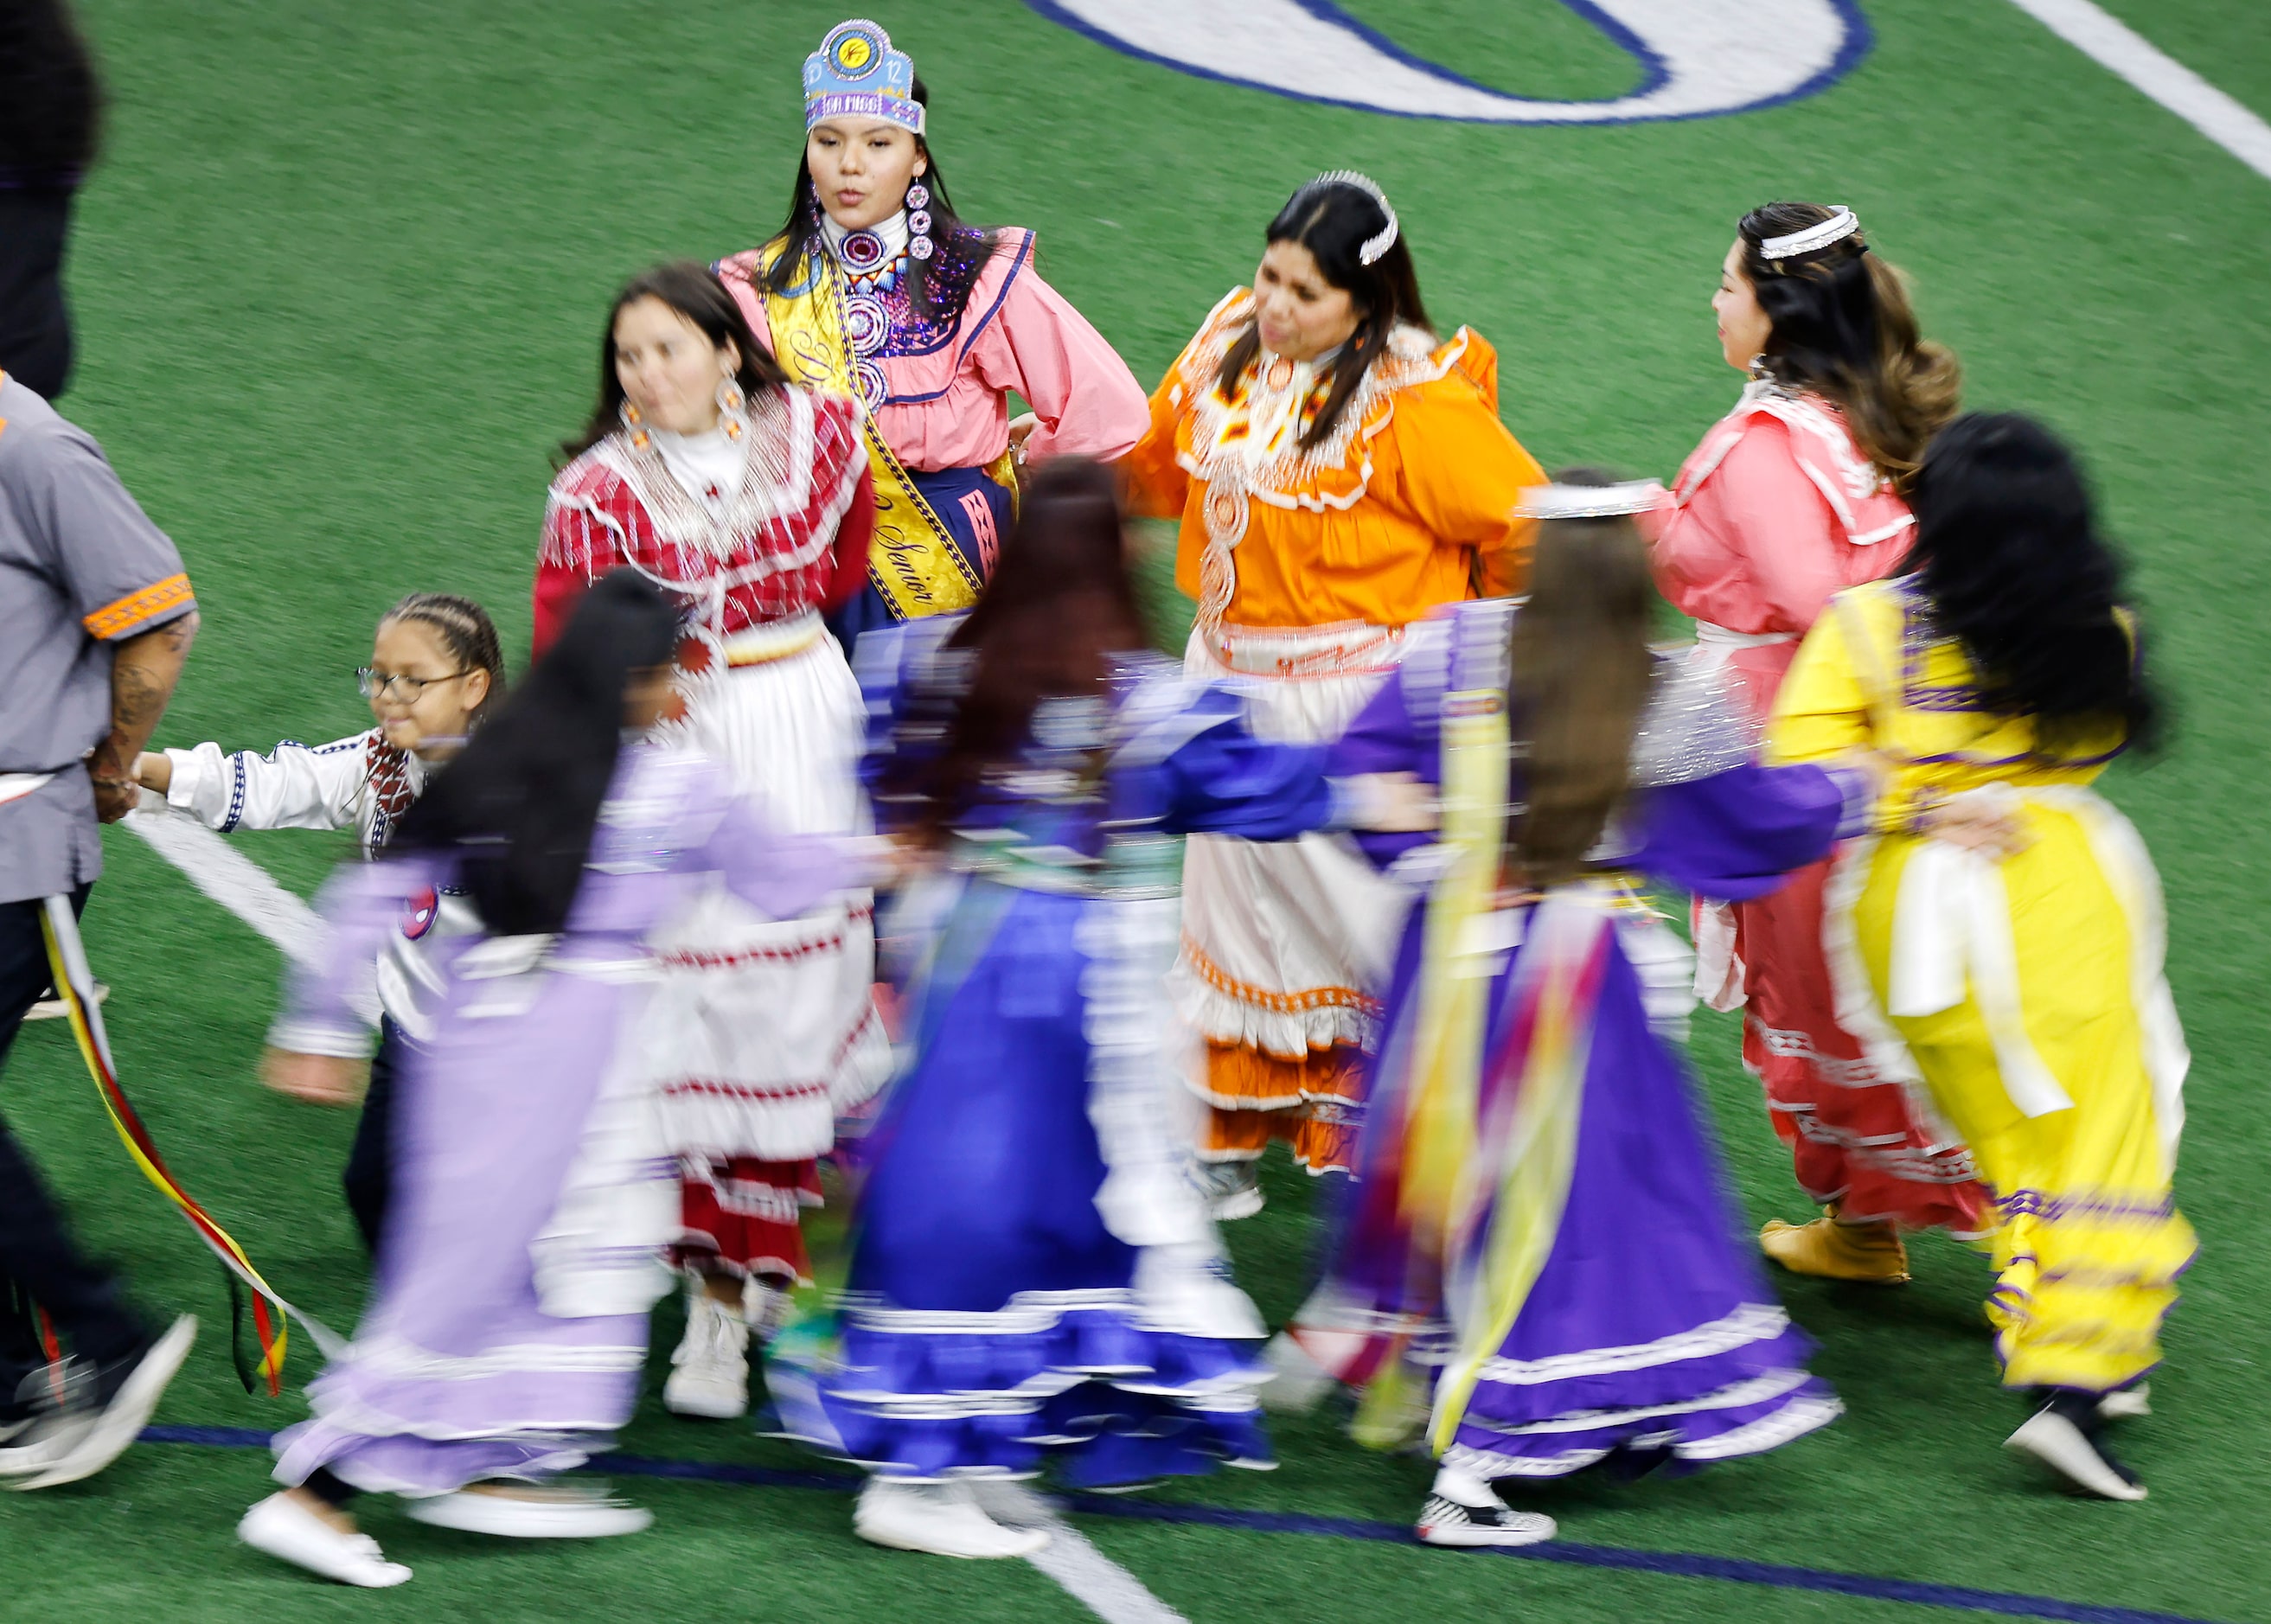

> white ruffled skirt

[{"left": 646, "top": 617, "right": 890, "bottom": 1161}]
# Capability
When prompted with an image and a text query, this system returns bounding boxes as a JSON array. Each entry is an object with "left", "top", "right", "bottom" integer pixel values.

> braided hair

[{"left": 381, "top": 592, "right": 505, "bottom": 719}]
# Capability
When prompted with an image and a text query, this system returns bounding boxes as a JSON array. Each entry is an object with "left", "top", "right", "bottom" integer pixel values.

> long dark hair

[
  {"left": 560, "top": 261, "right": 790, "bottom": 462},
  {"left": 1903, "top": 413, "right": 2159, "bottom": 756},
  {"left": 391, "top": 570, "right": 681, "bottom": 936},
  {"left": 1737, "top": 201, "right": 1961, "bottom": 494},
  {"left": 1217, "top": 177, "right": 1434, "bottom": 451},
  {"left": 0, "top": 0, "right": 99, "bottom": 183},
  {"left": 758, "top": 74, "right": 999, "bottom": 325},
  {"left": 884, "top": 458, "right": 1146, "bottom": 846},
  {"left": 1507, "top": 470, "right": 1657, "bottom": 886}
]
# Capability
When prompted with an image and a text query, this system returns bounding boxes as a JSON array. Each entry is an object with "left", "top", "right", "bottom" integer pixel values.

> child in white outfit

[{"left": 135, "top": 593, "right": 503, "bottom": 1248}]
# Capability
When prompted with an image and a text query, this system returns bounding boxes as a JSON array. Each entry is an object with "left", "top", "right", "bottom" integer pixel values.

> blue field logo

[{"left": 1027, "top": 0, "right": 1871, "bottom": 125}]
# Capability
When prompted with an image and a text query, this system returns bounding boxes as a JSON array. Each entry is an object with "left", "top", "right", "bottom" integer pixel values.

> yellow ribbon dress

[
  {"left": 1769, "top": 579, "right": 2194, "bottom": 1392},
  {"left": 758, "top": 240, "right": 1015, "bottom": 620}
]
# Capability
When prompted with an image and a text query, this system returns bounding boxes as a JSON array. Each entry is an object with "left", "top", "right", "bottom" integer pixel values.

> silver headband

[
  {"left": 1758, "top": 206, "right": 1861, "bottom": 260},
  {"left": 1299, "top": 169, "right": 1399, "bottom": 265},
  {"left": 1514, "top": 480, "right": 1666, "bottom": 521}
]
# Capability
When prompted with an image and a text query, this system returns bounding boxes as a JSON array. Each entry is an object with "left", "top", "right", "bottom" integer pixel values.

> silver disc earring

[{"left": 906, "top": 182, "right": 934, "bottom": 262}]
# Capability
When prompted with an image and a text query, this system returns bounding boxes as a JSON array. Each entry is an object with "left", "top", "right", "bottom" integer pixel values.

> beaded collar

[{"left": 596, "top": 386, "right": 818, "bottom": 559}]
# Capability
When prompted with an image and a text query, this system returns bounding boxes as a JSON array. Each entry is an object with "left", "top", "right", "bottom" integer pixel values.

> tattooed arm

[{"left": 89, "top": 610, "right": 199, "bottom": 822}]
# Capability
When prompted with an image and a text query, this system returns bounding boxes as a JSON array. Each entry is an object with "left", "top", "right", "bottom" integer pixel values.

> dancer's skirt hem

[{"left": 775, "top": 1295, "right": 1271, "bottom": 1487}]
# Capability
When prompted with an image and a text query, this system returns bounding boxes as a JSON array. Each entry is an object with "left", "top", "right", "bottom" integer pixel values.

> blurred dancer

[
  {"left": 0, "top": 370, "right": 198, "bottom": 1490},
  {"left": 1288, "top": 476, "right": 1908, "bottom": 1545},
  {"left": 714, "top": 17, "right": 1148, "bottom": 649},
  {"left": 135, "top": 594, "right": 504, "bottom": 1249},
  {"left": 239, "top": 572, "right": 892, "bottom": 1586},
  {"left": 0, "top": 0, "right": 99, "bottom": 397},
  {"left": 1122, "top": 172, "right": 1544, "bottom": 1213},
  {"left": 1769, "top": 415, "right": 2191, "bottom": 1500},
  {"left": 1650, "top": 201, "right": 1983, "bottom": 1276},
  {"left": 538, "top": 263, "right": 880, "bottom": 1419},
  {"left": 776, "top": 461, "right": 1428, "bottom": 1559}
]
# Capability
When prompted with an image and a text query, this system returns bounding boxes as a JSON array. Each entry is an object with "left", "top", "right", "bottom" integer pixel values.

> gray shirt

[{"left": 0, "top": 375, "right": 195, "bottom": 902}]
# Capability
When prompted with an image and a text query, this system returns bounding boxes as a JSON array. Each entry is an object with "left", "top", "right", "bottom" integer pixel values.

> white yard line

[
  {"left": 124, "top": 808, "right": 323, "bottom": 964},
  {"left": 123, "top": 807, "right": 378, "bottom": 1021},
  {"left": 2006, "top": 0, "right": 2271, "bottom": 182},
  {"left": 981, "top": 1482, "right": 1193, "bottom": 1624}
]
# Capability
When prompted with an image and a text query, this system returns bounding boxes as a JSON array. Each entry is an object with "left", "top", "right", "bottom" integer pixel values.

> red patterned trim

[
  {"left": 658, "top": 1001, "right": 883, "bottom": 1103},
  {"left": 541, "top": 388, "right": 866, "bottom": 636},
  {"left": 663, "top": 1077, "right": 833, "bottom": 1102},
  {"left": 659, "top": 903, "right": 874, "bottom": 971}
]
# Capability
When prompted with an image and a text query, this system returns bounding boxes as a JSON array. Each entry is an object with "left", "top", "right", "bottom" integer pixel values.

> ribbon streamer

[{"left": 38, "top": 896, "right": 345, "bottom": 1393}]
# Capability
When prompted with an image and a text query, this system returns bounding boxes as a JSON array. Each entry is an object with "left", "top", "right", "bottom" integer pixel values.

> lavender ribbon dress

[
  {"left": 271, "top": 745, "right": 856, "bottom": 1495},
  {"left": 1300, "top": 599, "right": 1869, "bottom": 1480}
]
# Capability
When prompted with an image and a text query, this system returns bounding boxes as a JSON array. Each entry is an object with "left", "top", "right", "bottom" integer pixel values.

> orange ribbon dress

[{"left": 1123, "top": 287, "right": 1544, "bottom": 1173}]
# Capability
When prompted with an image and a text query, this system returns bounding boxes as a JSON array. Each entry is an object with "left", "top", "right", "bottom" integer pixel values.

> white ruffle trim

[
  {"left": 1076, "top": 895, "right": 1269, "bottom": 1344},
  {"left": 1470, "top": 1303, "right": 1792, "bottom": 1387},
  {"left": 1442, "top": 1388, "right": 1843, "bottom": 1480},
  {"left": 1165, "top": 962, "right": 1373, "bottom": 1058}
]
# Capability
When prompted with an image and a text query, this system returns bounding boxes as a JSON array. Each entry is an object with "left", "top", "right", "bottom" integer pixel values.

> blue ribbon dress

[{"left": 774, "top": 616, "right": 1340, "bottom": 1485}]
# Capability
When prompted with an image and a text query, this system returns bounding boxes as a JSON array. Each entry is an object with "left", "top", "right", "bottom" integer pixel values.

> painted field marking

[
  {"left": 123, "top": 807, "right": 323, "bottom": 965},
  {"left": 982, "top": 1481, "right": 1193, "bottom": 1624},
  {"left": 143, "top": 1427, "right": 2231, "bottom": 1624},
  {"left": 1027, "top": 0, "right": 1869, "bottom": 125},
  {"left": 2004, "top": 0, "right": 2271, "bottom": 182},
  {"left": 121, "top": 806, "right": 378, "bottom": 1021}
]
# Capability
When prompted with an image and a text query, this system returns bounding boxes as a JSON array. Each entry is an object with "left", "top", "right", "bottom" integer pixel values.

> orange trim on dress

[
  {"left": 1180, "top": 932, "right": 1378, "bottom": 1018},
  {"left": 1200, "top": 1092, "right": 1361, "bottom": 1174},
  {"left": 1196, "top": 1040, "right": 1366, "bottom": 1110},
  {"left": 83, "top": 573, "right": 193, "bottom": 641}
]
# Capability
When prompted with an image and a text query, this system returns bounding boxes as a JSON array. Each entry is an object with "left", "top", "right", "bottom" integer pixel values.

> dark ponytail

[
  {"left": 1507, "top": 470, "right": 1656, "bottom": 886},
  {"left": 1903, "top": 413, "right": 2159, "bottom": 757},
  {"left": 391, "top": 570, "right": 681, "bottom": 936}
]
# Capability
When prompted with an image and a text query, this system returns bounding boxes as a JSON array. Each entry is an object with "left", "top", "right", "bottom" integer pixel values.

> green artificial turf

[{"left": 3, "top": 0, "right": 2268, "bottom": 1617}]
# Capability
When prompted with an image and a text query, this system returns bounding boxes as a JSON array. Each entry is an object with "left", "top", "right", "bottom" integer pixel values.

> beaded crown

[{"left": 804, "top": 18, "right": 923, "bottom": 134}]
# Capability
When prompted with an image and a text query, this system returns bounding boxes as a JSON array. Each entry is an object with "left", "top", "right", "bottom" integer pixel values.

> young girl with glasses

[{"left": 133, "top": 591, "right": 504, "bottom": 1250}]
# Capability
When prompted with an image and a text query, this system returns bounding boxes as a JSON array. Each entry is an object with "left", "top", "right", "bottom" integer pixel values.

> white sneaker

[
  {"left": 25, "top": 983, "right": 106, "bottom": 1021},
  {"left": 2006, "top": 1406, "right": 2147, "bottom": 1501},
  {"left": 664, "top": 1288, "right": 751, "bottom": 1419},
  {"left": 2100, "top": 1382, "right": 2152, "bottom": 1421},
  {"left": 238, "top": 1493, "right": 413, "bottom": 1587},
  {"left": 1196, "top": 1160, "right": 1263, "bottom": 1221},
  {"left": 1257, "top": 1331, "right": 1335, "bottom": 1415},
  {"left": 405, "top": 1482, "right": 653, "bottom": 1538},
  {"left": 0, "top": 1415, "right": 97, "bottom": 1481},
  {"left": 854, "top": 1478, "right": 1051, "bottom": 1559},
  {"left": 746, "top": 1277, "right": 797, "bottom": 1342},
  {"left": 1415, "top": 1494, "right": 1559, "bottom": 1548},
  {"left": 9, "top": 1315, "right": 196, "bottom": 1492}
]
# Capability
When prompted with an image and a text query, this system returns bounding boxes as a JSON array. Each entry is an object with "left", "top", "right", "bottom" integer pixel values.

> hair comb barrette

[
  {"left": 1299, "top": 169, "right": 1400, "bottom": 265},
  {"left": 1758, "top": 206, "right": 1861, "bottom": 260}
]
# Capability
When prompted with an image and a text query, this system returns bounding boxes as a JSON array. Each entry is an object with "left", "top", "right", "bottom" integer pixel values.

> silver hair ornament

[
  {"left": 1513, "top": 480, "right": 1666, "bottom": 520},
  {"left": 1759, "top": 206, "right": 1861, "bottom": 260},
  {"left": 1302, "top": 169, "right": 1400, "bottom": 265}
]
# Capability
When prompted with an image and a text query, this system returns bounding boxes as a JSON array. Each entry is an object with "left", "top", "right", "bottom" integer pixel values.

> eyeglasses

[{"left": 357, "top": 667, "right": 474, "bottom": 702}]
